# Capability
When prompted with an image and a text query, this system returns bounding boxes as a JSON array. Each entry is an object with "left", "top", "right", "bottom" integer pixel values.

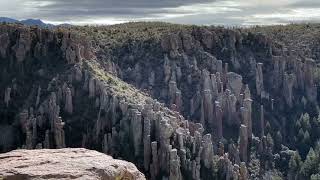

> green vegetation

[
  {"left": 70, "top": 22, "right": 194, "bottom": 50},
  {"left": 83, "top": 60, "right": 150, "bottom": 104},
  {"left": 287, "top": 112, "right": 320, "bottom": 179},
  {"left": 248, "top": 23, "right": 320, "bottom": 61},
  {"left": 288, "top": 144, "right": 320, "bottom": 179}
]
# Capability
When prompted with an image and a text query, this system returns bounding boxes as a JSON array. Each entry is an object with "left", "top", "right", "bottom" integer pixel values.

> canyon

[{"left": 1, "top": 22, "right": 320, "bottom": 179}]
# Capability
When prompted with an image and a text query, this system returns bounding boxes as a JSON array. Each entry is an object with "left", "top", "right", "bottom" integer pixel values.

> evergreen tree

[
  {"left": 266, "top": 121, "right": 271, "bottom": 135},
  {"left": 289, "top": 152, "right": 301, "bottom": 170},
  {"left": 311, "top": 174, "right": 320, "bottom": 180},
  {"left": 297, "top": 129, "right": 305, "bottom": 141},
  {"left": 289, "top": 151, "right": 302, "bottom": 179},
  {"left": 295, "top": 118, "right": 301, "bottom": 129},
  {"left": 303, "top": 131, "right": 311, "bottom": 145},
  {"left": 311, "top": 115, "right": 320, "bottom": 140},
  {"left": 266, "top": 133, "right": 274, "bottom": 150},
  {"left": 300, "top": 148, "right": 319, "bottom": 178},
  {"left": 301, "top": 113, "right": 311, "bottom": 131}
]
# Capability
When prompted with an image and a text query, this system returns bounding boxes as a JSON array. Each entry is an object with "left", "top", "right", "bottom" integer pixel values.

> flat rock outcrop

[{"left": 0, "top": 148, "right": 145, "bottom": 180}]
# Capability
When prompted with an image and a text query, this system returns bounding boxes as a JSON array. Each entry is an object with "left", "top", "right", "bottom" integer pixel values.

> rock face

[
  {"left": 0, "top": 148, "right": 145, "bottom": 180},
  {"left": 1, "top": 23, "right": 320, "bottom": 180},
  {"left": 89, "top": 25, "right": 320, "bottom": 179}
]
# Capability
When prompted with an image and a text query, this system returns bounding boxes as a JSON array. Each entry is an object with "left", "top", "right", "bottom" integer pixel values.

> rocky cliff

[{"left": 1, "top": 22, "right": 320, "bottom": 179}]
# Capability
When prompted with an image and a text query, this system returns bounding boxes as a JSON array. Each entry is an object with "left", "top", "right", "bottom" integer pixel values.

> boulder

[{"left": 0, "top": 148, "right": 145, "bottom": 180}]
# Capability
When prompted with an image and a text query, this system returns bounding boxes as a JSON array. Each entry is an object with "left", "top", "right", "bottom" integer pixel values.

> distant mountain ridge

[
  {"left": 0, "top": 17, "right": 68, "bottom": 28},
  {"left": 0, "top": 17, "right": 19, "bottom": 23}
]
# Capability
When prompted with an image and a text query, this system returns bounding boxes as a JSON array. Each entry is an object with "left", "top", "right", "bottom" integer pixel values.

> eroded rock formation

[{"left": 1, "top": 23, "right": 320, "bottom": 180}]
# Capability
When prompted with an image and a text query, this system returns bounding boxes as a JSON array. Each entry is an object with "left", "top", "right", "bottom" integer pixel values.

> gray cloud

[
  {"left": 289, "top": 0, "right": 320, "bottom": 8},
  {"left": 28, "top": 0, "right": 213, "bottom": 18},
  {"left": 1, "top": 0, "right": 215, "bottom": 22},
  {"left": 0, "top": 0, "right": 320, "bottom": 25},
  {"left": 35, "top": 0, "right": 213, "bottom": 8}
]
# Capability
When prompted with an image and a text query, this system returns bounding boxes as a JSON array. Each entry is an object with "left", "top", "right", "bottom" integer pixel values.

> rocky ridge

[
  {"left": 0, "top": 23, "right": 320, "bottom": 179},
  {"left": 75, "top": 23, "right": 320, "bottom": 179},
  {"left": 0, "top": 24, "right": 239, "bottom": 179}
]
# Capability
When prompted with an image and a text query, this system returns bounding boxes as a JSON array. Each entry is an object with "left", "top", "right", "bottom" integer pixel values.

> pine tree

[
  {"left": 303, "top": 131, "right": 311, "bottom": 145},
  {"left": 295, "top": 118, "right": 301, "bottom": 129},
  {"left": 298, "top": 129, "right": 305, "bottom": 141},
  {"left": 311, "top": 115, "right": 320, "bottom": 140},
  {"left": 289, "top": 151, "right": 302, "bottom": 171},
  {"left": 266, "top": 121, "right": 271, "bottom": 135},
  {"left": 266, "top": 133, "right": 274, "bottom": 150},
  {"left": 300, "top": 148, "right": 319, "bottom": 178},
  {"left": 315, "top": 141, "right": 320, "bottom": 153},
  {"left": 311, "top": 174, "right": 320, "bottom": 180},
  {"left": 289, "top": 151, "right": 302, "bottom": 180},
  {"left": 301, "top": 113, "right": 311, "bottom": 131}
]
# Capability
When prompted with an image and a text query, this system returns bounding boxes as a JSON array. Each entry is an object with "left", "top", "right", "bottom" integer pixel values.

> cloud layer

[{"left": 0, "top": 0, "right": 320, "bottom": 25}]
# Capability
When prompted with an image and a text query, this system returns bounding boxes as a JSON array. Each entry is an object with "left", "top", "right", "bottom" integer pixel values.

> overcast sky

[{"left": 0, "top": 0, "right": 320, "bottom": 25}]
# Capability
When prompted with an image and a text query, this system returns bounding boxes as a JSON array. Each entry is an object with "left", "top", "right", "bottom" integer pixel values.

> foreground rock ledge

[{"left": 0, "top": 148, "right": 145, "bottom": 180}]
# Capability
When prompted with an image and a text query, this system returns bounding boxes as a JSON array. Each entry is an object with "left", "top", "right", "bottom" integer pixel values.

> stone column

[
  {"left": 169, "top": 149, "right": 182, "bottom": 180},
  {"left": 243, "top": 98, "right": 253, "bottom": 140},
  {"left": 239, "top": 125, "right": 248, "bottom": 162},
  {"left": 283, "top": 73, "right": 295, "bottom": 107},
  {"left": 0, "top": 33, "right": 9, "bottom": 58},
  {"left": 260, "top": 105, "right": 265, "bottom": 137},
  {"left": 47, "top": 92, "right": 65, "bottom": 149},
  {"left": 175, "top": 90, "right": 182, "bottom": 112},
  {"left": 202, "top": 69, "right": 212, "bottom": 91},
  {"left": 217, "top": 60, "right": 223, "bottom": 75},
  {"left": 203, "top": 89, "right": 213, "bottom": 128},
  {"left": 216, "top": 72, "right": 223, "bottom": 93},
  {"left": 88, "top": 77, "right": 95, "bottom": 98},
  {"left": 35, "top": 86, "right": 41, "bottom": 107},
  {"left": 43, "top": 130, "right": 50, "bottom": 148},
  {"left": 54, "top": 117, "right": 65, "bottom": 149},
  {"left": 215, "top": 101, "right": 223, "bottom": 139},
  {"left": 159, "top": 118, "right": 174, "bottom": 173},
  {"left": 223, "top": 63, "right": 229, "bottom": 86},
  {"left": 201, "top": 134, "right": 214, "bottom": 168},
  {"left": 211, "top": 74, "right": 218, "bottom": 99},
  {"left": 164, "top": 55, "right": 171, "bottom": 83},
  {"left": 102, "top": 134, "right": 109, "bottom": 154},
  {"left": 4, "top": 87, "right": 11, "bottom": 107},
  {"left": 200, "top": 99, "right": 205, "bottom": 126},
  {"left": 151, "top": 141, "right": 159, "bottom": 179},
  {"left": 131, "top": 109, "right": 142, "bottom": 157},
  {"left": 144, "top": 114, "right": 151, "bottom": 171},
  {"left": 64, "top": 87, "right": 73, "bottom": 114},
  {"left": 32, "top": 118, "right": 37, "bottom": 147},
  {"left": 256, "top": 63, "right": 264, "bottom": 96},
  {"left": 168, "top": 80, "right": 177, "bottom": 105},
  {"left": 244, "top": 84, "right": 251, "bottom": 99}
]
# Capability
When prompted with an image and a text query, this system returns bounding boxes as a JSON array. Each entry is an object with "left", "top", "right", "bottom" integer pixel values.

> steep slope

[
  {"left": 1, "top": 23, "right": 320, "bottom": 179},
  {"left": 0, "top": 24, "right": 237, "bottom": 180},
  {"left": 72, "top": 22, "right": 320, "bottom": 179}
]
